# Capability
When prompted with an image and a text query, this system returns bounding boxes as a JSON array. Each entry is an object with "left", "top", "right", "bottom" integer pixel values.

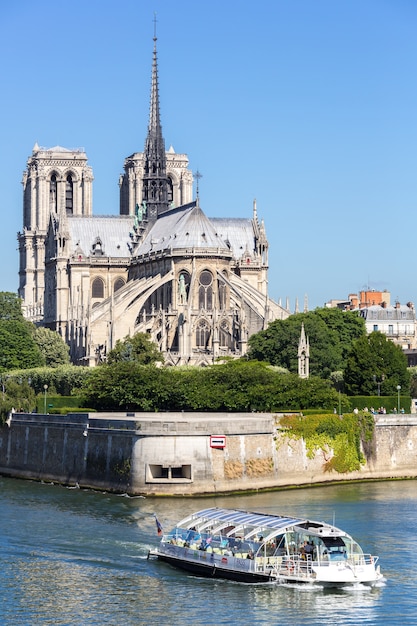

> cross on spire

[
  {"left": 194, "top": 170, "right": 203, "bottom": 200},
  {"left": 153, "top": 12, "right": 157, "bottom": 40}
]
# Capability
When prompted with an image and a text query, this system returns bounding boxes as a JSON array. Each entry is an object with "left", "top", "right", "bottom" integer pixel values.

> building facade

[
  {"left": 18, "top": 36, "right": 288, "bottom": 366},
  {"left": 325, "top": 290, "right": 417, "bottom": 351}
]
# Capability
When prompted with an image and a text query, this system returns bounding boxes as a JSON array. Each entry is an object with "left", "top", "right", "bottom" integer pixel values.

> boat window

[
  {"left": 322, "top": 537, "right": 346, "bottom": 549},
  {"left": 275, "top": 535, "right": 287, "bottom": 555}
]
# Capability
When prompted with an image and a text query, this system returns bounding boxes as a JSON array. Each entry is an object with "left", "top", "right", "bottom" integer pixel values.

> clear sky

[{"left": 1, "top": 0, "right": 416, "bottom": 311}]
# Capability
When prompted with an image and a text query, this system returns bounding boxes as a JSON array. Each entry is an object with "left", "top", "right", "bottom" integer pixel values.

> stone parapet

[{"left": 0, "top": 412, "right": 416, "bottom": 496}]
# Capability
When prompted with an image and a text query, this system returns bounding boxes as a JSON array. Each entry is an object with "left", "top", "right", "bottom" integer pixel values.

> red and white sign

[{"left": 210, "top": 435, "right": 226, "bottom": 449}]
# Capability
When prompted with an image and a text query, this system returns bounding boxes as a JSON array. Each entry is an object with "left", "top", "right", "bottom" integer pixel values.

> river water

[{"left": 0, "top": 477, "right": 415, "bottom": 625}]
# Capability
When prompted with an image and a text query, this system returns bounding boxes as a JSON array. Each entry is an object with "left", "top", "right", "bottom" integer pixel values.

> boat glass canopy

[{"left": 176, "top": 507, "right": 312, "bottom": 541}]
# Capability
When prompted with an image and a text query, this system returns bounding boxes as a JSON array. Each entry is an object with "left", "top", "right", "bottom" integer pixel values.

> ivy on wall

[{"left": 277, "top": 412, "right": 375, "bottom": 473}]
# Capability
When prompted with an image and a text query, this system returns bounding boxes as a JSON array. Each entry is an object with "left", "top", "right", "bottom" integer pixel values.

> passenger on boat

[
  {"left": 304, "top": 542, "right": 314, "bottom": 560},
  {"left": 199, "top": 539, "right": 207, "bottom": 551}
]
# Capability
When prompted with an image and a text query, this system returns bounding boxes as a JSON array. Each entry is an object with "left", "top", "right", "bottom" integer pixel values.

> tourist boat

[{"left": 149, "top": 507, "right": 383, "bottom": 587}]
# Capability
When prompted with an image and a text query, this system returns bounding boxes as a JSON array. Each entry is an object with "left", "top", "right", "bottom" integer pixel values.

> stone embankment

[{"left": 0, "top": 411, "right": 415, "bottom": 495}]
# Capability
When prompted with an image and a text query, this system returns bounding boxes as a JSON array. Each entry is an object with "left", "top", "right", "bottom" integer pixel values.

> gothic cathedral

[{"left": 18, "top": 35, "right": 289, "bottom": 366}]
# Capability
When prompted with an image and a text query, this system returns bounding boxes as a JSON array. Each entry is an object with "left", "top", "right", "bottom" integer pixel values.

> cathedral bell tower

[{"left": 18, "top": 144, "right": 93, "bottom": 318}]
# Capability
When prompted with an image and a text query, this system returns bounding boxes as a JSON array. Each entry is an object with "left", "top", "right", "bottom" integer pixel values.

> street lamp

[
  {"left": 373, "top": 374, "right": 385, "bottom": 397},
  {"left": 44, "top": 384, "right": 48, "bottom": 414},
  {"left": 397, "top": 385, "right": 401, "bottom": 414}
]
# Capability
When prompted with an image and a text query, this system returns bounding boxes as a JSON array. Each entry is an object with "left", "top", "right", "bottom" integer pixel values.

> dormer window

[{"left": 91, "top": 237, "right": 104, "bottom": 256}]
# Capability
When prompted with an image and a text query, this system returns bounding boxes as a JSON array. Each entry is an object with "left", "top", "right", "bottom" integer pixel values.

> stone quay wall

[{"left": 0, "top": 412, "right": 416, "bottom": 495}]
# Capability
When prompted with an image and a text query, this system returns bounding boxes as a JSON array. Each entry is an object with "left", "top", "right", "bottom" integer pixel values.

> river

[{"left": 0, "top": 477, "right": 415, "bottom": 625}]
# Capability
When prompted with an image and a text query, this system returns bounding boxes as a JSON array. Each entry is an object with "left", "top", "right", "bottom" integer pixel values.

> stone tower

[{"left": 18, "top": 144, "right": 93, "bottom": 318}]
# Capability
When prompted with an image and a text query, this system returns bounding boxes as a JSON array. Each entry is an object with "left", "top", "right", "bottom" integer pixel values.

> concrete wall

[{"left": 0, "top": 411, "right": 416, "bottom": 495}]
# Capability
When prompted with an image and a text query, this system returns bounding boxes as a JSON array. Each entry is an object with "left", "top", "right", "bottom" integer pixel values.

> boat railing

[
  {"left": 159, "top": 539, "right": 378, "bottom": 580},
  {"left": 349, "top": 553, "right": 378, "bottom": 566},
  {"left": 255, "top": 555, "right": 314, "bottom": 579},
  {"left": 254, "top": 552, "right": 377, "bottom": 578}
]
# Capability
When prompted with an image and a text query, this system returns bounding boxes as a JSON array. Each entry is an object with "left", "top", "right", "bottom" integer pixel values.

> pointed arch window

[
  {"left": 219, "top": 320, "right": 231, "bottom": 348},
  {"left": 92, "top": 277, "right": 104, "bottom": 299},
  {"left": 114, "top": 277, "right": 125, "bottom": 293},
  {"left": 198, "top": 270, "right": 213, "bottom": 310},
  {"left": 50, "top": 174, "right": 58, "bottom": 212},
  {"left": 218, "top": 279, "right": 227, "bottom": 310},
  {"left": 196, "top": 319, "right": 211, "bottom": 349},
  {"left": 66, "top": 175, "right": 73, "bottom": 213}
]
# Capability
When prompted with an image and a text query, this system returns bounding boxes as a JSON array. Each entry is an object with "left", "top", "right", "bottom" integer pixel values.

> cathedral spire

[
  {"left": 142, "top": 17, "right": 169, "bottom": 220},
  {"left": 298, "top": 323, "right": 310, "bottom": 379}
]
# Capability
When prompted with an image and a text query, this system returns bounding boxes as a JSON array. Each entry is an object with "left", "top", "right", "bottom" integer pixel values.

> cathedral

[{"left": 18, "top": 35, "right": 289, "bottom": 366}]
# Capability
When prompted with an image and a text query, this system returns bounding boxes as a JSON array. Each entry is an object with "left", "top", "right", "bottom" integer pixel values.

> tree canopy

[
  {"left": 0, "top": 292, "right": 26, "bottom": 321},
  {"left": 344, "top": 331, "right": 410, "bottom": 395},
  {"left": 247, "top": 307, "right": 366, "bottom": 378},
  {"left": 0, "top": 292, "right": 44, "bottom": 371},
  {"left": 106, "top": 332, "right": 163, "bottom": 365},
  {"left": 33, "top": 327, "right": 70, "bottom": 367},
  {"left": 81, "top": 359, "right": 344, "bottom": 412}
]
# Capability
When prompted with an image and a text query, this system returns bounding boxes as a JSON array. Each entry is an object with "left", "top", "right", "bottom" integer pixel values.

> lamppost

[
  {"left": 397, "top": 385, "right": 401, "bottom": 414},
  {"left": 373, "top": 374, "right": 385, "bottom": 396},
  {"left": 44, "top": 384, "right": 48, "bottom": 414}
]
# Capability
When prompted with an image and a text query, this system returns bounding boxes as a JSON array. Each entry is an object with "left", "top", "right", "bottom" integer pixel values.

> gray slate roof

[
  {"left": 361, "top": 304, "right": 415, "bottom": 320},
  {"left": 210, "top": 217, "right": 256, "bottom": 260},
  {"left": 135, "top": 204, "right": 232, "bottom": 257},
  {"left": 66, "top": 206, "right": 256, "bottom": 261},
  {"left": 68, "top": 215, "right": 134, "bottom": 257}
]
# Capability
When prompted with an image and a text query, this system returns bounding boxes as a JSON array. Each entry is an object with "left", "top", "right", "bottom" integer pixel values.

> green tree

[
  {"left": 106, "top": 332, "right": 163, "bottom": 365},
  {"left": 1, "top": 378, "right": 35, "bottom": 414},
  {"left": 0, "top": 292, "right": 44, "bottom": 371},
  {"left": 0, "top": 321, "right": 44, "bottom": 371},
  {"left": 0, "top": 292, "right": 25, "bottom": 321},
  {"left": 7, "top": 364, "right": 93, "bottom": 396},
  {"left": 344, "top": 331, "right": 410, "bottom": 395},
  {"left": 33, "top": 327, "right": 70, "bottom": 367},
  {"left": 81, "top": 362, "right": 173, "bottom": 411},
  {"left": 81, "top": 359, "right": 343, "bottom": 413},
  {"left": 409, "top": 366, "right": 417, "bottom": 398},
  {"left": 247, "top": 308, "right": 365, "bottom": 378}
]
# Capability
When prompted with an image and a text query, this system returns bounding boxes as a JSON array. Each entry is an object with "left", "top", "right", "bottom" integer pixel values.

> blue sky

[{"left": 1, "top": 0, "right": 416, "bottom": 310}]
